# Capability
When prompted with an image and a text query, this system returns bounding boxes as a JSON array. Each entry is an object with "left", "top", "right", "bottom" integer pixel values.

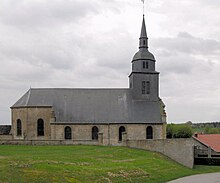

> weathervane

[{"left": 141, "top": 0, "right": 145, "bottom": 15}]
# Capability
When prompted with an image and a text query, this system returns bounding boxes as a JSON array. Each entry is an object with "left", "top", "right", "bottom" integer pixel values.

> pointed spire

[
  {"left": 139, "top": 15, "right": 148, "bottom": 49},
  {"left": 140, "top": 15, "right": 147, "bottom": 38}
]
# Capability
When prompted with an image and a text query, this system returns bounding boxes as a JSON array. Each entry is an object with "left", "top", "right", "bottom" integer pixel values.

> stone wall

[
  {"left": 0, "top": 139, "right": 99, "bottom": 146},
  {"left": 50, "top": 123, "right": 166, "bottom": 146},
  {"left": 11, "top": 107, "right": 53, "bottom": 140},
  {"left": 12, "top": 107, "right": 166, "bottom": 145},
  {"left": 126, "top": 138, "right": 195, "bottom": 168},
  {"left": 50, "top": 124, "right": 110, "bottom": 144},
  {"left": 0, "top": 135, "right": 12, "bottom": 140}
]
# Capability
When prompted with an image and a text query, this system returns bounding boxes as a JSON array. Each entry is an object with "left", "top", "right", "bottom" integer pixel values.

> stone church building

[{"left": 10, "top": 16, "right": 167, "bottom": 145}]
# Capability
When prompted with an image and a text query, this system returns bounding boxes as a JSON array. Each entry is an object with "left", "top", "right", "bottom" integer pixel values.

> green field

[{"left": 0, "top": 145, "right": 220, "bottom": 183}]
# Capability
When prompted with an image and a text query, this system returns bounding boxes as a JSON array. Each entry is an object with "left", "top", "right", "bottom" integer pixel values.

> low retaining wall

[
  {"left": 0, "top": 139, "right": 99, "bottom": 146},
  {"left": 126, "top": 139, "right": 194, "bottom": 168}
]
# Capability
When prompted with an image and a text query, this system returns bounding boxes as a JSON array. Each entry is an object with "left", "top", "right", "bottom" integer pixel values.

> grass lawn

[{"left": 0, "top": 145, "right": 220, "bottom": 183}]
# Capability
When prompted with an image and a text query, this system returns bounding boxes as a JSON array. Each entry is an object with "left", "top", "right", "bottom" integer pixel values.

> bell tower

[{"left": 129, "top": 15, "right": 159, "bottom": 101}]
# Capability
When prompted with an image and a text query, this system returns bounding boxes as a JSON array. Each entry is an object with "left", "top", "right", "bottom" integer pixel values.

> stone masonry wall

[
  {"left": 50, "top": 123, "right": 166, "bottom": 146},
  {"left": 0, "top": 139, "right": 99, "bottom": 146},
  {"left": 11, "top": 107, "right": 52, "bottom": 140},
  {"left": 126, "top": 138, "right": 195, "bottom": 168},
  {"left": 11, "top": 107, "right": 166, "bottom": 144},
  {"left": 0, "top": 135, "right": 12, "bottom": 140}
]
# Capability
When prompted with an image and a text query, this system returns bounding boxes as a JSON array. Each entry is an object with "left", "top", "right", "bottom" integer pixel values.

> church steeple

[
  {"left": 139, "top": 15, "right": 148, "bottom": 49},
  {"left": 129, "top": 14, "right": 159, "bottom": 101}
]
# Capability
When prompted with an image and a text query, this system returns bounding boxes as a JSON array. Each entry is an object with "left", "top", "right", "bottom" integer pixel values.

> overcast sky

[{"left": 0, "top": 0, "right": 220, "bottom": 124}]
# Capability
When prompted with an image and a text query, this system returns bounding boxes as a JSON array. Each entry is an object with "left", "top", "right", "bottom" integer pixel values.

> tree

[
  {"left": 174, "top": 124, "right": 193, "bottom": 138},
  {"left": 204, "top": 125, "right": 210, "bottom": 134},
  {"left": 166, "top": 124, "right": 174, "bottom": 138},
  {"left": 185, "top": 121, "right": 193, "bottom": 125},
  {"left": 204, "top": 126, "right": 220, "bottom": 134},
  {"left": 166, "top": 124, "right": 193, "bottom": 138},
  {"left": 208, "top": 128, "right": 220, "bottom": 134}
]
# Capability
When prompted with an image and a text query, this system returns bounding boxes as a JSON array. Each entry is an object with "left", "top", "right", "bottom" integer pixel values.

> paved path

[{"left": 167, "top": 172, "right": 220, "bottom": 183}]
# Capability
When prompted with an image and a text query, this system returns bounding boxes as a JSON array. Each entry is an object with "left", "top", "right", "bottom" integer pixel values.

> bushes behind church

[{"left": 167, "top": 124, "right": 193, "bottom": 138}]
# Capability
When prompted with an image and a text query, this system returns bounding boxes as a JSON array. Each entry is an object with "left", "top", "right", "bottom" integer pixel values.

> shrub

[
  {"left": 166, "top": 124, "right": 174, "bottom": 138},
  {"left": 208, "top": 128, "right": 220, "bottom": 134},
  {"left": 174, "top": 124, "right": 193, "bottom": 138},
  {"left": 204, "top": 126, "right": 220, "bottom": 134},
  {"left": 166, "top": 124, "right": 193, "bottom": 138}
]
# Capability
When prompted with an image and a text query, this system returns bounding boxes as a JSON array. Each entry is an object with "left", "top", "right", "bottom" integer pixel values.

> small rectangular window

[
  {"left": 142, "top": 81, "right": 146, "bottom": 94},
  {"left": 142, "top": 61, "right": 148, "bottom": 69},
  {"left": 142, "top": 81, "right": 150, "bottom": 94},
  {"left": 146, "top": 81, "right": 150, "bottom": 94}
]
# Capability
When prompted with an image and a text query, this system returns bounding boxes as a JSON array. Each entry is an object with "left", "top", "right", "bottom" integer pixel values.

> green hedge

[{"left": 167, "top": 124, "right": 193, "bottom": 138}]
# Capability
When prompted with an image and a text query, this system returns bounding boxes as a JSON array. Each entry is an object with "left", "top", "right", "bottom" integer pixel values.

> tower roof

[
  {"left": 140, "top": 15, "right": 147, "bottom": 38},
  {"left": 132, "top": 15, "right": 155, "bottom": 62}
]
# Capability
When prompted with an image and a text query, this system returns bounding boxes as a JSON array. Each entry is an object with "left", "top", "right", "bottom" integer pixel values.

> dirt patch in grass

[
  {"left": 45, "top": 160, "right": 91, "bottom": 166},
  {"left": 0, "top": 156, "right": 7, "bottom": 159},
  {"left": 112, "top": 159, "right": 135, "bottom": 163},
  {"left": 107, "top": 169, "right": 149, "bottom": 180},
  {"left": 8, "top": 160, "right": 91, "bottom": 169},
  {"left": 8, "top": 161, "right": 32, "bottom": 168},
  {"left": 101, "top": 176, "right": 112, "bottom": 183}
]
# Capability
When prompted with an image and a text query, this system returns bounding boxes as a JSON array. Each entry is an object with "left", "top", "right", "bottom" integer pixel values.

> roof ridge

[
  {"left": 25, "top": 89, "right": 32, "bottom": 106},
  {"left": 29, "top": 88, "right": 129, "bottom": 90}
]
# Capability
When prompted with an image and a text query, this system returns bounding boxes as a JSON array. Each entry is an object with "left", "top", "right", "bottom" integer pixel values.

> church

[{"left": 10, "top": 15, "right": 167, "bottom": 145}]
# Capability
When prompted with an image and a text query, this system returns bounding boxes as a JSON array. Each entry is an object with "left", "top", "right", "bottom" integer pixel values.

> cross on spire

[{"left": 141, "top": 0, "right": 145, "bottom": 15}]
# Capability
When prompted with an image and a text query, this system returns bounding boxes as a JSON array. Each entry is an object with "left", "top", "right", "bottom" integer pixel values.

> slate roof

[
  {"left": 132, "top": 15, "right": 155, "bottom": 62},
  {"left": 194, "top": 134, "right": 220, "bottom": 152},
  {"left": 132, "top": 50, "right": 155, "bottom": 62},
  {"left": 11, "top": 88, "right": 163, "bottom": 124}
]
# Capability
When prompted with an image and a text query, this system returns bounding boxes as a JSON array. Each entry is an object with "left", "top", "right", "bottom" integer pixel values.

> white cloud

[
  {"left": 153, "top": 32, "right": 220, "bottom": 123},
  {"left": 0, "top": 0, "right": 220, "bottom": 124}
]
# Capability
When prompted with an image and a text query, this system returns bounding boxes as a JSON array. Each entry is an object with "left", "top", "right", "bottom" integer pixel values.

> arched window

[
  {"left": 146, "top": 126, "right": 153, "bottom": 139},
  {"left": 17, "top": 119, "right": 22, "bottom": 136},
  {"left": 37, "top": 119, "right": 44, "bottom": 136},
  {"left": 65, "top": 126, "right": 72, "bottom": 140},
  {"left": 119, "top": 126, "right": 126, "bottom": 141},
  {"left": 92, "top": 126, "right": 99, "bottom": 140}
]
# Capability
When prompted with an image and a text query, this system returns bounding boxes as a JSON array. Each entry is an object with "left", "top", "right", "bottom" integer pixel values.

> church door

[{"left": 119, "top": 126, "right": 126, "bottom": 141}]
